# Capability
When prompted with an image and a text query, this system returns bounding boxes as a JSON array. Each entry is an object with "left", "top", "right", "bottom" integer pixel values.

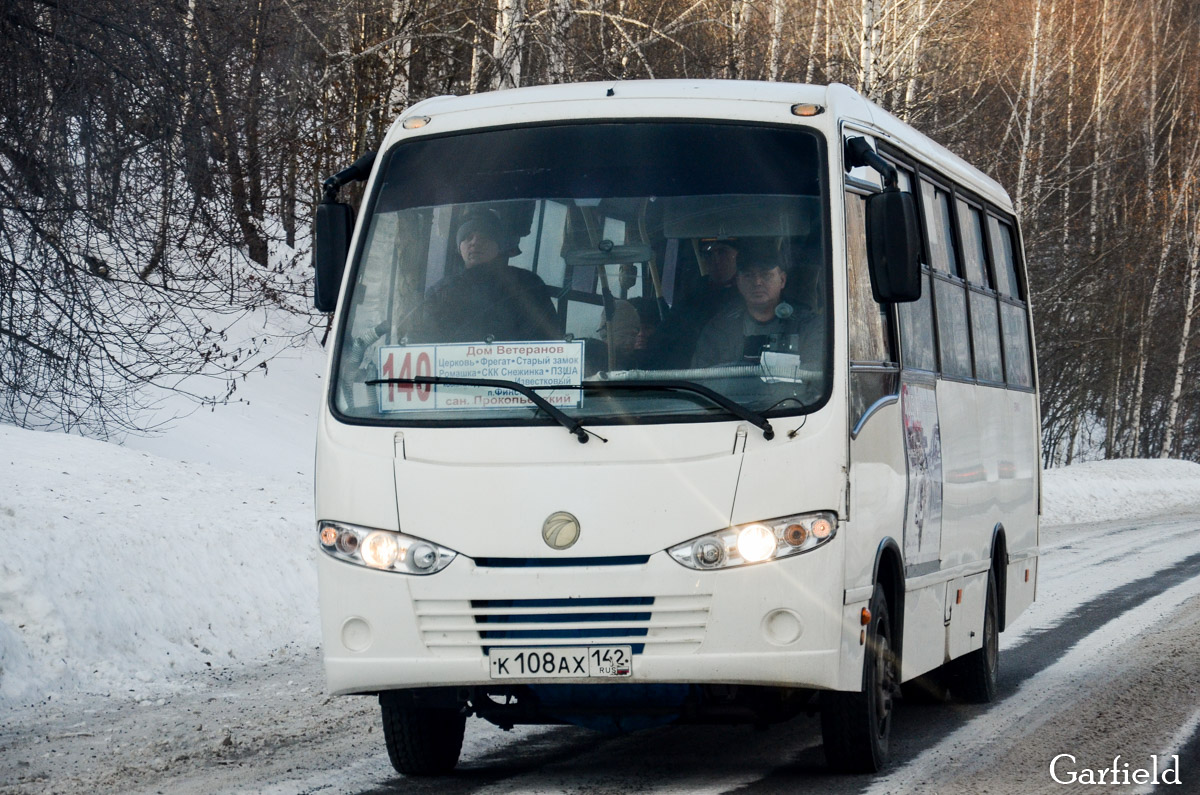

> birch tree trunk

[
  {"left": 492, "top": 0, "right": 527, "bottom": 89},
  {"left": 805, "top": 0, "right": 824, "bottom": 83},
  {"left": 385, "top": 0, "right": 414, "bottom": 114},
  {"left": 1088, "top": 0, "right": 1109, "bottom": 250},
  {"left": 902, "top": 0, "right": 926, "bottom": 117},
  {"left": 1161, "top": 216, "right": 1199, "bottom": 458},
  {"left": 728, "top": 0, "right": 749, "bottom": 79},
  {"left": 768, "top": 0, "right": 784, "bottom": 81},
  {"left": 1013, "top": 0, "right": 1043, "bottom": 217},
  {"left": 858, "top": 0, "right": 879, "bottom": 98},
  {"left": 547, "top": 0, "right": 575, "bottom": 83}
]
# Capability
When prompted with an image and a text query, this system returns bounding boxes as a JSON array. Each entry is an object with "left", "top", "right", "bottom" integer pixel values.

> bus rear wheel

[
  {"left": 380, "top": 691, "right": 466, "bottom": 776},
  {"left": 821, "top": 583, "right": 897, "bottom": 773}
]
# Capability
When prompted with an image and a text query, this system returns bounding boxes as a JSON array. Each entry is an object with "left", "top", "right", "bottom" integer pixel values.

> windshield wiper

[
  {"left": 365, "top": 376, "right": 598, "bottom": 444},
  {"left": 580, "top": 380, "right": 775, "bottom": 440}
]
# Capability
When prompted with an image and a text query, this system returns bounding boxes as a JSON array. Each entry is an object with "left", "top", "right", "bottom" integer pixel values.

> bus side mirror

[
  {"left": 314, "top": 200, "right": 354, "bottom": 313},
  {"left": 865, "top": 189, "right": 921, "bottom": 303}
]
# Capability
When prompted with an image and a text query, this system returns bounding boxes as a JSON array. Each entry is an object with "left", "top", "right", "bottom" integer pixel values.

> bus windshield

[{"left": 333, "top": 122, "right": 831, "bottom": 426}]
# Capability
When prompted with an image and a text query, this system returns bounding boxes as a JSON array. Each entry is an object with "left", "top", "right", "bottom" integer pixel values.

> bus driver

[{"left": 416, "top": 210, "right": 559, "bottom": 343}]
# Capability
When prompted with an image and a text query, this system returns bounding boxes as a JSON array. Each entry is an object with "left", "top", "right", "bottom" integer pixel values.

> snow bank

[
  {"left": 119, "top": 310, "right": 327, "bottom": 478},
  {"left": 0, "top": 424, "right": 317, "bottom": 708},
  {"left": 1041, "top": 458, "right": 1200, "bottom": 526}
]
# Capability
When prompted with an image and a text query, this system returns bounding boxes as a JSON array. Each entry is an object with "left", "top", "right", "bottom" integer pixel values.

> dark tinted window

[{"left": 375, "top": 124, "right": 823, "bottom": 211}]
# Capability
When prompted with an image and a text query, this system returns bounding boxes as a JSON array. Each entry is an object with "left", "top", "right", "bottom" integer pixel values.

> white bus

[{"left": 312, "top": 80, "right": 1040, "bottom": 775}]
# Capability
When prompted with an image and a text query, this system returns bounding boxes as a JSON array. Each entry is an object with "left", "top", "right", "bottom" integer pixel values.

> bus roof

[{"left": 390, "top": 80, "right": 1013, "bottom": 213}]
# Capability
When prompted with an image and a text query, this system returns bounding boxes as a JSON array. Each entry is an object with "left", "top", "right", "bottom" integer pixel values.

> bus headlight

[
  {"left": 737, "top": 524, "right": 777, "bottom": 563},
  {"left": 318, "top": 521, "right": 457, "bottom": 575},
  {"left": 667, "top": 511, "right": 838, "bottom": 570}
]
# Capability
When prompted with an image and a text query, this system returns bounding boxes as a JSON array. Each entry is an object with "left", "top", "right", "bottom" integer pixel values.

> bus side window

[
  {"left": 959, "top": 201, "right": 1003, "bottom": 383},
  {"left": 919, "top": 179, "right": 960, "bottom": 277},
  {"left": 898, "top": 275, "right": 936, "bottom": 372},
  {"left": 846, "top": 190, "right": 897, "bottom": 427},
  {"left": 970, "top": 291, "right": 1004, "bottom": 383},
  {"left": 885, "top": 162, "right": 937, "bottom": 373},
  {"left": 956, "top": 200, "right": 989, "bottom": 287},
  {"left": 987, "top": 216, "right": 1021, "bottom": 298},
  {"left": 920, "top": 178, "right": 972, "bottom": 380},
  {"left": 1001, "top": 302, "right": 1034, "bottom": 387},
  {"left": 846, "top": 193, "right": 891, "bottom": 363},
  {"left": 934, "top": 276, "right": 972, "bottom": 378}
]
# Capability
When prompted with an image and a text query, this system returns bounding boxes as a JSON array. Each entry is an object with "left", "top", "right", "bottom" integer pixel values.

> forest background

[{"left": 3, "top": 0, "right": 1199, "bottom": 466}]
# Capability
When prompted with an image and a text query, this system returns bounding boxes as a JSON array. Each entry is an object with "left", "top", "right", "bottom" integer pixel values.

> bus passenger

[
  {"left": 416, "top": 211, "right": 559, "bottom": 342},
  {"left": 643, "top": 239, "right": 740, "bottom": 368},
  {"left": 691, "top": 241, "right": 820, "bottom": 368}
]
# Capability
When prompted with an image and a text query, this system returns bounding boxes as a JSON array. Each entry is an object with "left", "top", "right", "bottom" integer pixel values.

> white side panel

[
  {"left": 1004, "top": 390, "right": 1040, "bottom": 554},
  {"left": 900, "top": 581, "right": 946, "bottom": 680},
  {"left": 946, "top": 570, "right": 987, "bottom": 659},
  {"left": 846, "top": 402, "right": 907, "bottom": 591},
  {"left": 937, "top": 380, "right": 986, "bottom": 570},
  {"left": 1005, "top": 556, "right": 1037, "bottom": 629}
]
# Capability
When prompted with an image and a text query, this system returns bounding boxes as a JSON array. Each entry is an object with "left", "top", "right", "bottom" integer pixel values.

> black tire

[
  {"left": 821, "top": 583, "right": 898, "bottom": 773},
  {"left": 950, "top": 570, "right": 999, "bottom": 703},
  {"left": 380, "top": 691, "right": 466, "bottom": 776}
]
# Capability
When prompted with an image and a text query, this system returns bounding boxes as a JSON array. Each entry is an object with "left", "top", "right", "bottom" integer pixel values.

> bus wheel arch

[
  {"left": 873, "top": 537, "right": 905, "bottom": 663},
  {"left": 991, "top": 525, "right": 1008, "bottom": 631}
]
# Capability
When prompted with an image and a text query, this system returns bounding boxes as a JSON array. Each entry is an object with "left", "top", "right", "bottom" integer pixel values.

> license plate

[{"left": 488, "top": 646, "right": 633, "bottom": 679}]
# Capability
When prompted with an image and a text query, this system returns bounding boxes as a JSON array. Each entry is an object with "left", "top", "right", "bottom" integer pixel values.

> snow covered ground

[
  {"left": 1040, "top": 457, "right": 1200, "bottom": 526},
  {"left": 0, "top": 326, "right": 328, "bottom": 710},
  {"left": 2, "top": 340, "right": 1200, "bottom": 710}
]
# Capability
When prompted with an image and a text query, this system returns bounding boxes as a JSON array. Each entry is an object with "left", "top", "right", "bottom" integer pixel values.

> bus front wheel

[
  {"left": 821, "top": 582, "right": 897, "bottom": 773},
  {"left": 380, "top": 691, "right": 466, "bottom": 776}
]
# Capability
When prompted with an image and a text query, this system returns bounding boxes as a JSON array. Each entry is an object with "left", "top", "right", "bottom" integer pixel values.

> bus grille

[{"left": 413, "top": 594, "right": 711, "bottom": 657}]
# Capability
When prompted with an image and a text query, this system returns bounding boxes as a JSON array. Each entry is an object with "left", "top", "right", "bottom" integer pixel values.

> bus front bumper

[{"left": 318, "top": 543, "right": 864, "bottom": 695}]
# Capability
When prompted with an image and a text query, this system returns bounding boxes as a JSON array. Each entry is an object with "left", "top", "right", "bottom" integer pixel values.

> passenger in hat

[
  {"left": 691, "top": 238, "right": 820, "bottom": 368},
  {"left": 641, "top": 238, "right": 741, "bottom": 369},
  {"left": 416, "top": 209, "right": 558, "bottom": 342},
  {"left": 455, "top": 211, "right": 521, "bottom": 266}
]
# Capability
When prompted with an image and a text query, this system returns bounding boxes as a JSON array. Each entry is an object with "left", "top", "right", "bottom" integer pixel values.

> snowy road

[{"left": 4, "top": 513, "right": 1200, "bottom": 794}]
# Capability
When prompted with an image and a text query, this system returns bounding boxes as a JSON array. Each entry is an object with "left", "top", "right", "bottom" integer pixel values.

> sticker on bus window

[{"left": 376, "top": 341, "right": 585, "bottom": 412}]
